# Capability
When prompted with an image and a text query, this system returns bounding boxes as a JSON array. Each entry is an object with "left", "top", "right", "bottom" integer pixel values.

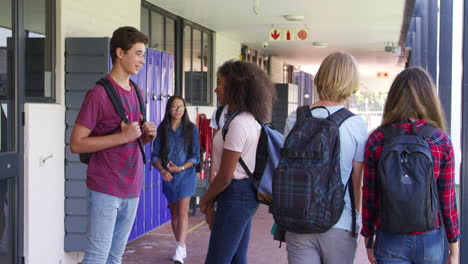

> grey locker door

[{"left": 64, "top": 37, "right": 110, "bottom": 251}]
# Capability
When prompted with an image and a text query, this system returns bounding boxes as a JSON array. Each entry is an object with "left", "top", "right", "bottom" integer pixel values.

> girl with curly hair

[{"left": 200, "top": 60, "right": 276, "bottom": 264}]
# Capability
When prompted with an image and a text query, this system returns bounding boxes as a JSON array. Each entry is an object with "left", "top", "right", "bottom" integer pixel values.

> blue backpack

[
  {"left": 271, "top": 105, "right": 357, "bottom": 235},
  {"left": 222, "top": 112, "right": 284, "bottom": 205},
  {"left": 377, "top": 122, "right": 440, "bottom": 233}
]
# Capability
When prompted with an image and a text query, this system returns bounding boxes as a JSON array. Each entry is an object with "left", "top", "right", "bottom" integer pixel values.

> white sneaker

[{"left": 173, "top": 243, "right": 186, "bottom": 264}]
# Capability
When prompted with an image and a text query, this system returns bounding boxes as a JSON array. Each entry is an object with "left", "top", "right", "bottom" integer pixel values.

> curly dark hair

[
  {"left": 110, "top": 26, "right": 149, "bottom": 64},
  {"left": 157, "top": 96, "right": 195, "bottom": 165},
  {"left": 217, "top": 60, "right": 276, "bottom": 122}
]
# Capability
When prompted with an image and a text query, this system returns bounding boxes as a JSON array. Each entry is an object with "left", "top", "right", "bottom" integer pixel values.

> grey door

[{"left": 0, "top": 1, "right": 21, "bottom": 263}]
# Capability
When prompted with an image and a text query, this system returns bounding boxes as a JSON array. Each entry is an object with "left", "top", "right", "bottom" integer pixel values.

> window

[
  {"left": 24, "top": 0, "right": 55, "bottom": 101},
  {"left": 141, "top": 4, "right": 176, "bottom": 53},
  {"left": 142, "top": 2, "right": 213, "bottom": 106},
  {"left": 0, "top": 0, "right": 55, "bottom": 103},
  {"left": 184, "top": 25, "right": 212, "bottom": 106}
]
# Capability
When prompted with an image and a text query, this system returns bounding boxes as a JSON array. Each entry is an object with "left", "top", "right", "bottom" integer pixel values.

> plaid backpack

[{"left": 270, "top": 105, "right": 357, "bottom": 235}]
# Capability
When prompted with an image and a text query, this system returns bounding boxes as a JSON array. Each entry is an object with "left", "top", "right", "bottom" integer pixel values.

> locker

[{"left": 144, "top": 49, "right": 155, "bottom": 232}]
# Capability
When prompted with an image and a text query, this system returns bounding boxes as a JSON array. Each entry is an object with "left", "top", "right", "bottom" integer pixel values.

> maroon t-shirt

[{"left": 75, "top": 75, "right": 143, "bottom": 198}]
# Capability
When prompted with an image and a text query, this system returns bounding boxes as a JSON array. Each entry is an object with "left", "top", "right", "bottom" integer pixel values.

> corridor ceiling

[{"left": 148, "top": 0, "right": 406, "bottom": 83}]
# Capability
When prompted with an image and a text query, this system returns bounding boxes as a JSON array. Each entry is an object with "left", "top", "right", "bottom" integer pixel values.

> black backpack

[
  {"left": 270, "top": 105, "right": 357, "bottom": 235},
  {"left": 377, "top": 121, "right": 440, "bottom": 233},
  {"left": 79, "top": 77, "right": 146, "bottom": 164}
]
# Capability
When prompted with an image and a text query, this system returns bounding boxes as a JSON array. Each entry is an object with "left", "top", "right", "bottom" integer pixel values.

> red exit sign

[{"left": 377, "top": 72, "right": 389, "bottom": 78}]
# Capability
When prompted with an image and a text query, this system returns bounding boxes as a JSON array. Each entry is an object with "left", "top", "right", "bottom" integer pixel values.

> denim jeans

[
  {"left": 83, "top": 189, "right": 139, "bottom": 264},
  {"left": 374, "top": 227, "right": 445, "bottom": 264},
  {"left": 205, "top": 179, "right": 259, "bottom": 264}
]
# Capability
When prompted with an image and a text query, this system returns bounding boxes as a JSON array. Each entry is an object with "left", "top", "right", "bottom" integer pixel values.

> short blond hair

[{"left": 314, "top": 52, "right": 359, "bottom": 102}]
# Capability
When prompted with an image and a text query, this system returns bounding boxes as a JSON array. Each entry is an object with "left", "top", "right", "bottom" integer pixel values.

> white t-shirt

[
  {"left": 211, "top": 112, "right": 261, "bottom": 180},
  {"left": 284, "top": 105, "right": 368, "bottom": 232},
  {"left": 209, "top": 105, "right": 228, "bottom": 130}
]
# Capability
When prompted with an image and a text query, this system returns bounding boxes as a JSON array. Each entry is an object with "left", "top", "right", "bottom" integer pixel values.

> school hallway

[{"left": 122, "top": 205, "right": 369, "bottom": 264}]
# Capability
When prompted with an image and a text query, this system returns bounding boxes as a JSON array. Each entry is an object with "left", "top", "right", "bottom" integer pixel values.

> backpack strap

[
  {"left": 130, "top": 79, "right": 146, "bottom": 123},
  {"left": 221, "top": 111, "right": 256, "bottom": 179},
  {"left": 96, "top": 77, "right": 146, "bottom": 164},
  {"left": 215, "top": 105, "right": 224, "bottom": 129},
  {"left": 296, "top": 105, "right": 312, "bottom": 121},
  {"left": 97, "top": 78, "right": 128, "bottom": 123},
  {"left": 345, "top": 172, "right": 358, "bottom": 237},
  {"left": 222, "top": 111, "right": 239, "bottom": 141},
  {"left": 417, "top": 124, "right": 439, "bottom": 138},
  {"left": 379, "top": 122, "right": 439, "bottom": 141},
  {"left": 379, "top": 124, "right": 403, "bottom": 141},
  {"left": 327, "top": 107, "right": 355, "bottom": 127}
]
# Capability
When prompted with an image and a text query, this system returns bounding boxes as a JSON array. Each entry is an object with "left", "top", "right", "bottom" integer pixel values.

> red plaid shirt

[{"left": 361, "top": 120, "right": 460, "bottom": 243}]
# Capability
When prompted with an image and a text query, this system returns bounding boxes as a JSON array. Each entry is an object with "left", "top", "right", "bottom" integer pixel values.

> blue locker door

[
  {"left": 128, "top": 221, "right": 137, "bottom": 241},
  {"left": 160, "top": 51, "right": 170, "bottom": 224},
  {"left": 167, "top": 53, "right": 175, "bottom": 96},
  {"left": 134, "top": 48, "right": 149, "bottom": 238},
  {"left": 152, "top": 50, "right": 162, "bottom": 228},
  {"left": 161, "top": 52, "right": 169, "bottom": 117},
  {"left": 144, "top": 49, "right": 155, "bottom": 232}
]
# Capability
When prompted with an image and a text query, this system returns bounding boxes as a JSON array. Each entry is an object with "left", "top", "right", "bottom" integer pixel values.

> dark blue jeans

[
  {"left": 205, "top": 179, "right": 259, "bottom": 264},
  {"left": 374, "top": 227, "right": 445, "bottom": 264}
]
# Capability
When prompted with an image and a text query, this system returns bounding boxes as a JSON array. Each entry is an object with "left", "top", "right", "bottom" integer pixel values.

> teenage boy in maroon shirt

[{"left": 70, "top": 26, "right": 156, "bottom": 264}]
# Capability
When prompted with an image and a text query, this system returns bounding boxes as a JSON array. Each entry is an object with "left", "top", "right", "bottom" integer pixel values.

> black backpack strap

[
  {"left": 215, "top": 105, "right": 224, "bottom": 129},
  {"left": 221, "top": 111, "right": 255, "bottom": 178},
  {"left": 327, "top": 107, "right": 355, "bottom": 127},
  {"left": 130, "top": 79, "right": 146, "bottom": 123},
  {"left": 222, "top": 111, "right": 239, "bottom": 141},
  {"left": 296, "top": 105, "right": 312, "bottom": 121},
  {"left": 379, "top": 124, "right": 403, "bottom": 141},
  {"left": 345, "top": 171, "right": 357, "bottom": 237},
  {"left": 97, "top": 78, "right": 128, "bottom": 123},
  {"left": 417, "top": 124, "right": 439, "bottom": 138},
  {"left": 97, "top": 77, "right": 146, "bottom": 164}
]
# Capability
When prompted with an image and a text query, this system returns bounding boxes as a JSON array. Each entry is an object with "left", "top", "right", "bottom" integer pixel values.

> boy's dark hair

[{"left": 110, "top": 26, "right": 149, "bottom": 63}]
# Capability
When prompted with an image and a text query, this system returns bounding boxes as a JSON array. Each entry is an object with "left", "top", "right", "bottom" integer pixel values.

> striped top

[{"left": 75, "top": 75, "right": 143, "bottom": 198}]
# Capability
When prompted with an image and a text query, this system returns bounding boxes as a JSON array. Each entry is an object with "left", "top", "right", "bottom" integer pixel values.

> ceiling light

[
  {"left": 283, "top": 15, "right": 305, "bottom": 21},
  {"left": 312, "top": 41, "right": 328, "bottom": 48}
]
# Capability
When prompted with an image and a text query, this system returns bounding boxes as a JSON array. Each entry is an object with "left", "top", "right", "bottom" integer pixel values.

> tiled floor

[{"left": 122, "top": 205, "right": 369, "bottom": 264}]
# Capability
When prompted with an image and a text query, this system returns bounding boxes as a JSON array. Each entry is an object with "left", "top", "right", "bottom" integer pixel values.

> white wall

[{"left": 24, "top": 104, "right": 65, "bottom": 264}]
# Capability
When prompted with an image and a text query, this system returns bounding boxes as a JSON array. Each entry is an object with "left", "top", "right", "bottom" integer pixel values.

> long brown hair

[
  {"left": 157, "top": 96, "right": 194, "bottom": 165},
  {"left": 381, "top": 67, "right": 446, "bottom": 130}
]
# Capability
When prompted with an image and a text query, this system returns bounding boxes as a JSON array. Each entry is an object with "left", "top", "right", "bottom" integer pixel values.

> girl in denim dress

[{"left": 151, "top": 96, "right": 200, "bottom": 264}]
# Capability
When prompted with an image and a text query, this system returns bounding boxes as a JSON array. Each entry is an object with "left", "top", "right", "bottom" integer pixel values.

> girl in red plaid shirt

[{"left": 362, "top": 67, "right": 460, "bottom": 264}]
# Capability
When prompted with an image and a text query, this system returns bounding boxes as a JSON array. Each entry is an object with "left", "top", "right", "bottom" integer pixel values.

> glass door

[{"left": 0, "top": 0, "right": 21, "bottom": 263}]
